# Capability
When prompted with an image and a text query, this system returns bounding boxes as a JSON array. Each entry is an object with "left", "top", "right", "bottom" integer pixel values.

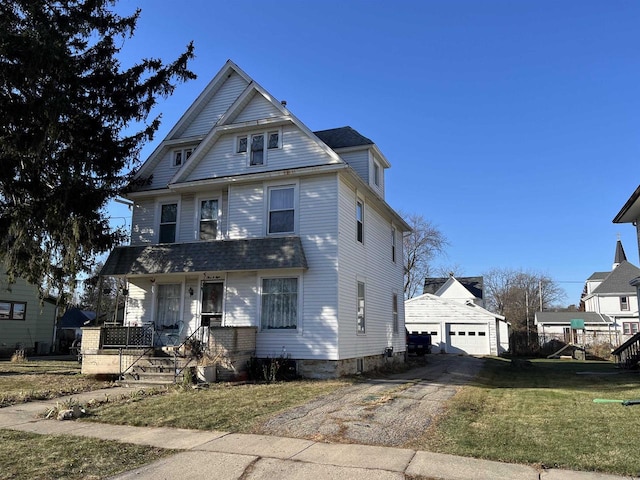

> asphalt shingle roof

[
  {"left": 423, "top": 276, "right": 484, "bottom": 299},
  {"left": 535, "top": 311, "right": 612, "bottom": 324},
  {"left": 590, "top": 260, "right": 640, "bottom": 295},
  {"left": 314, "top": 127, "right": 374, "bottom": 149},
  {"left": 100, "top": 237, "right": 308, "bottom": 276}
]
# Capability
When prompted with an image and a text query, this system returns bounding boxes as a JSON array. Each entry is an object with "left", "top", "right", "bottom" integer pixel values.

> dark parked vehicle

[{"left": 406, "top": 329, "right": 432, "bottom": 355}]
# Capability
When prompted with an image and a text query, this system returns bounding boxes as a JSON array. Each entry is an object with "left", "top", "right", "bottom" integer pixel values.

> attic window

[
  {"left": 251, "top": 134, "right": 264, "bottom": 165},
  {"left": 173, "top": 148, "right": 192, "bottom": 167},
  {"left": 268, "top": 132, "right": 279, "bottom": 149},
  {"left": 237, "top": 136, "right": 247, "bottom": 153},
  {"left": 373, "top": 162, "right": 380, "bottom": 186}
]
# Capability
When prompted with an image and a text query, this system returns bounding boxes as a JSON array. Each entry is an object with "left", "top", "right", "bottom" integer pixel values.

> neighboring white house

[
  {"left": 581, "top": 240, "right": 640, "bottom": 340},
  {"left": 535, "top": 240, "right": 640, "bottom": 347},
  {"left": 534, "top": 311, "right": 616, "bottom": 346},
  {"left": 405, "top": 293, "right": 508, "bottom": 355},
  {"left": 99, "top": 60, "right": 410, "bottom": 378}
]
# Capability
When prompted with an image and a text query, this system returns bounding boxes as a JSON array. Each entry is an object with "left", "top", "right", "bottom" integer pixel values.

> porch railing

[
  {"left": 101, "top": 325, "right": 154, "bottom": 349},
  {"left": 612, "top": 331, "right": 640, "bottom": 369}
]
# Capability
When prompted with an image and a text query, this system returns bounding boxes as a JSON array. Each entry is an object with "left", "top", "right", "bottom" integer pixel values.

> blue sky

[{"left": 109, "top": 0, "right": 640, "bottom": 305}]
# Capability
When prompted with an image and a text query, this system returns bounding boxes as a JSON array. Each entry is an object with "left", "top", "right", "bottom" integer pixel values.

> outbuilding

[{"left": 405, "top": 293, "right": 509, "bottom": 355}]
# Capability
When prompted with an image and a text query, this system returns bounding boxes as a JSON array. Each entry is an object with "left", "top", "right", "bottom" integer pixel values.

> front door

[{"left": 201, "top": 282, "right": 223, "bottom": 327}]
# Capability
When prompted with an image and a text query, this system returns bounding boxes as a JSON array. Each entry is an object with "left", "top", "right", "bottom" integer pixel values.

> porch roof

[{"left": 100, "top": 236, "right": 308, "bottom": 276}]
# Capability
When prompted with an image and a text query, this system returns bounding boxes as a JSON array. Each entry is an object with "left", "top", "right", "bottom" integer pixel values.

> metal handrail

[{"left": 173, "top": 325, "right": 209, "bottom": 383}]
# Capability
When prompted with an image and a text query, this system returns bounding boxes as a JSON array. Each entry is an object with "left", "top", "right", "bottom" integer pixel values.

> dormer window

[
  {"left": 373, "top": 162, "right": 380, "bottom": 186},
  {"left": 173, "top": 148, "right": 193, "bottom": 167},
  {"left": 237, "top": 130, "right": 281, "bottom": 166}
]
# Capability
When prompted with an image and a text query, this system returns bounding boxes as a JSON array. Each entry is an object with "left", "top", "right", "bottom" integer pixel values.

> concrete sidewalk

[{"left": 0, "top": 388, "right": 632, "bottom": 480}]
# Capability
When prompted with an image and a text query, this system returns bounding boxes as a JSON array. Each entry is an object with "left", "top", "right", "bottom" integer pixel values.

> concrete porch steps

[{"left": 118, "top": 352, "right": 193, "bottom": 386}]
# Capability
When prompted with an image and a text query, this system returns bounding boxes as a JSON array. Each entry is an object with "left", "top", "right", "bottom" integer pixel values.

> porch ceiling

[{"left": 100, "top": 236, "right": 308, "bottom": 276}]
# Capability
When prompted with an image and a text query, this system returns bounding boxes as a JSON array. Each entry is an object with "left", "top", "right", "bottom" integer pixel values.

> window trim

[
  {"left": 356, "top": 199, "right": 364, "bottom": 244},
  {"left": 392, "top": 292, "right": 399, "bottom": 334},
  {"left": 0, "top": 301, "right": 27, "bottom": 321},
  {"left": 259, "top": 275, "right": 301, "bottom": 332},
  {"left": 236, "top": 128, "right": 282, "bottom": 167},
  {"left": 357, "top": 280, "right": 366, "bottom": 334},
  {"left": 266, "top": 183, "right": 297, "bottom": 236},
  {"left": 391, "top": 227, "right": 396, "bottom": 263},
  {"left": 620, "top": 296, "right": 630, "bottom": 311},
  {"left": 195, "top": 195, "right": 221, "bottom": 241},
  {"left": 157, "top": 199, "right": 180, "bottom": 244},
  {"left": 623, "top": 322, "right": 639, "bottom": 335},
  {"left": 172, "top": 147, "right": 193, "bottom": 167}
]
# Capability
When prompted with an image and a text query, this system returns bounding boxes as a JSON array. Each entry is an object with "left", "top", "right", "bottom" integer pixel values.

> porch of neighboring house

[
  {"left": 80, "top": 323, "right": 257, "bottom": 384},
  {"left": 612, "top": 331, "right": 640, "bottom": 369}
]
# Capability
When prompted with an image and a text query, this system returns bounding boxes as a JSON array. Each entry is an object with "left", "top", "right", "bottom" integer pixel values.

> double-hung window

[
  {"left": 391, "top": 227, "right": 396, "bottom": 262},
  {"left": 392, "top": 292, "right": 399, "bottom": 334},
  {"left": 620, "top": 296, "right": 630, "bottom": 311},
  {"left": 623, "top": 322, "right": 639, "bottom": 335},
  {"left": 357, "top": 281, "right": 365, "bottom": 333},
  {"left": 356, "top": 200, "right": 364, "bottom": 243},
  {"left": 261, "top": 277, "right": 298, "bottom": 329},
  {"left": 0, "top": 301, "right": 26, "bottom": 320},
  {"left": 199, "top": 199, "right": 218, "bottom": 240},
  {"left": 159, "top": 203, "right": 177, "bottom": 243},
  {"left": 237, "top": 130, "right": 280, "bottom": 166},
  {"left": 268, "top": 186, "right": 295, "bottom": 234}
]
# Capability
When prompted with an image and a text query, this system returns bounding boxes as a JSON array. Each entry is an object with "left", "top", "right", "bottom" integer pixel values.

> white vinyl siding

[
  {"left": 125, "top": 280, "right": 154, "bottom": 326},
  {"left": 256, "top": 174, "right": 340, "bottom": 360},
  {"left": 185, "top": 126, "right": 337, "bottom": 183},
  {"left": 336, "top": 177, "right": 406, "bottom": 359},
  {"left": 224, "top": 272, "right": 257, "bottom": 327},
  {"left": 340, "top": 150, "right": 369, "bottom": 183},
  {"left": 227, "top": 184, "right": 264, "bottom": 238},
  {"left": 233, "top": 93, "right": 282, "bottom": 123},
  {"left": 179, "top": 72, "right": 249, "bottom": 138}
]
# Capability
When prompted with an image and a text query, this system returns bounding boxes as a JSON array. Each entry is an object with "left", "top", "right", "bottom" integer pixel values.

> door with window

[{"left": 201, "top": 282, "right": 223, "bottom": 327}]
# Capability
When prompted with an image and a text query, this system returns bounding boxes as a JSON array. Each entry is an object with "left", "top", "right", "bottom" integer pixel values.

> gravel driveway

[{"left": 254, "top": 355, "right": 484, "bottom": 447}]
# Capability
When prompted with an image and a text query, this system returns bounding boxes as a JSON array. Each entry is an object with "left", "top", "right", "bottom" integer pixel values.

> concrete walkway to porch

[{"left": 0, "top": 387, "right": 631, "bottom": 480}]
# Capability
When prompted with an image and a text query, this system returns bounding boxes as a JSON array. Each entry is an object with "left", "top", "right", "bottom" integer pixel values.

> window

[
  {"left": 159, "top": 203, "right": 177, "bottom": 243},
  {"left": 173, "top": 148, "right": 192, "bottom": 167},
  {"left": 199, "top": 199, "right": 218, "bottom": 240},
  {"left": 392, "top": 293, "right": 399, "bottom": 334},
  {"left": 357, "top": 281, "right": 365, "bottom": 333},
  {"left": 251, "top": 134, "right": 264, "bottom": 165},
  {"left": 268, "top": 186, "right": 295, "bottom": 234},
  {"left": 261, "top": 278, "right": 298, "bottom": 329},
  {"left": 623, "top": 322, "right": 639, "bottom": 335},
  {"left": 238, "top": 130, "right": 280, "bottom": 165},
  {"left": 356, "top": 200, "right": 364, "bottom": 243},
  {"left": 156, "top": 284, "right": 181, "bottom": 329},
  {"left": 373, "top": 162, "right": 380, "bottom": 186},
  {"left": 391, "top": 227, "right": 396, "bottom": 262},
  {"left": 237, "top": 136, "right": 248, "bottom": 153},
  {"left": 478, "top": 331, "right": 486, "bottom": 336},
  {"left": 620, "top": 296, "right": 630, "bottom": 311},
  {"left": 0, "top": 301, "right": 26, "bottom": 321},
  {"left": 469, "top": 331, "right": 476, "bottom": 336}
]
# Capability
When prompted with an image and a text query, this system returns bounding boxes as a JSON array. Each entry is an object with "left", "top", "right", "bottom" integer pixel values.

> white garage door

[{"left": 446, "top": 323, "right": 490, "bottom": 355}]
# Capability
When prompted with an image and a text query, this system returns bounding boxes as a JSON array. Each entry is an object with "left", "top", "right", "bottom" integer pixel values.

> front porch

[{"left": 81, "top": 325, "right": 257, "bottom": 383}]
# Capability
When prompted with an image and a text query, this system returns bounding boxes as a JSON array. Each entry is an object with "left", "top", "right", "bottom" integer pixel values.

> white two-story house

[{"left": 97, "top": 60, "right": 409, "bottom": 378}]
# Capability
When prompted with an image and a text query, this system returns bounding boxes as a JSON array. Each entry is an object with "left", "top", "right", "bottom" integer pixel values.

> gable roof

[
  {"left": 535, "top": 311, "right": 612, "bottom": 325},
  {"left": 100, "top": 237, "right": 308, "bottom": 276},
  {"left": 584, "top": 260, "right": 640, "bottom": 297},
  {"left": 405, "top": 293, "right": 504, "bottom": 322},
  {"left": 587, "top": 271, "right": 609, "bottom": 281},
  {"left": 613, "top": 184, "right": 640, "bottom": 224},
  {"left": 423, "top": 276, "right": 483, "bottom": 299}
]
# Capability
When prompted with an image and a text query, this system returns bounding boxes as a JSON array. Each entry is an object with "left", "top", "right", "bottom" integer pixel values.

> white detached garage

[{"left": 405, "top": 294, "right": 509, "bottom": 356}]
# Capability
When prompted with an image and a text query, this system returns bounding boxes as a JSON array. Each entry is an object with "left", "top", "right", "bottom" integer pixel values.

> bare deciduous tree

[
  {"left": 484, "top": 267, "right": 566, "bottom": 331},
  {"left": 402, "top": 213, "right": 447, "bottom": 299}
]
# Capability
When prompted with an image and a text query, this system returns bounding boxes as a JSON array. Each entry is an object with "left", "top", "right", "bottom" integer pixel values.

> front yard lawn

[
  {"left": 0, "top": 429, "right": 170, "bottom": 480},
  {"left": 0, "top": 359, "right": 113, "bottom": 407},
  {"left": 406, "top": 357, "right": 640, "bottom": 476},
  {"left": 86, "top": 379, "right": 350, "bottom": 431}
]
